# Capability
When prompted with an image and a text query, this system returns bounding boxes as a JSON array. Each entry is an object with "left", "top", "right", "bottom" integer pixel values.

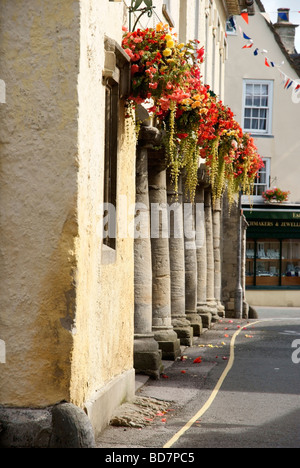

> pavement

[{"left": 96, "top": 307, "right": 300, "bottom": 449}]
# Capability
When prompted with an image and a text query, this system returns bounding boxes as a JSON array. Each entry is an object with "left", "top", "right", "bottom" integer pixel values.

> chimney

[{"left": 273, "top": 8, "right": 298, "bottom": 54}]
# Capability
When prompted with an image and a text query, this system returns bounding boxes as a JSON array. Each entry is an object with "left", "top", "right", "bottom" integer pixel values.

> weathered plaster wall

[
  {"left": 0, "top": 0, "right": 80, "bottom": 406},
  {"left": 71, "top": 0, "right": 135, "bottom": 408}
]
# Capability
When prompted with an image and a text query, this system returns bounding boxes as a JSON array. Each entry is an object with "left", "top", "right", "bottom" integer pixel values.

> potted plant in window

[{"left": 262, "top": 187, "right": 290, "bottom": 204}]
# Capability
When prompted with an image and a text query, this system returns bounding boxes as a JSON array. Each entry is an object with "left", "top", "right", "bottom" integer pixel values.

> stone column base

[
  {"left": 217, "top": 302, "right": 225, "bottom": 318},
  {"left": 197, "top": 304, "right": 213, "bottom": 329},
  {"left": 0, "top": 403, "right": 95, "bottom": 448},
  {"left": 134, "top": 334, "right": 163, "bottom": 379},
  {"left": 207, "top": 299, "right": 220, "bottom": 323},
  {"left": 185, "top": 311, "right": 203, "bottom": 336},
  {"left": 172, "top": 315, "right": 194, "bottom": 347},
  {"left": 153, "top": 327, "right": 181, "bottom": 360}
]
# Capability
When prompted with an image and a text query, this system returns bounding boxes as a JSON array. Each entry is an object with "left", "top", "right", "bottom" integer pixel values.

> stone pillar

[
  {"left": 134, "top": 138, "right": 163, "bottom": 378},
  {"left": 235, "top": 193, "right": 243, "bottom": 319},
  {"left": 195, "top": 185, "right": 212, "bottom": 329},
  {"left": 204, "top": 190, "right": 219, "bottom": 322},
  {"left": 242, "top": 216, "right": 249, "bottom": 318},
  {"left": 149, "top": 159, "right": 181, "bottom": 360},
  {"left": 213, "top": 198, "right": 225, "bottom": 317},
  {"left": 167, "top": 174, "right": 193, "bottom": 346},
  {"left": 184, "top": 192, "right": 203, "bottom": 336}
]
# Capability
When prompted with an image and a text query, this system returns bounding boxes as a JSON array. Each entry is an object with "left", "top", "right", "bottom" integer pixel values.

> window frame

[
  {"left": 242, "top": 79, "right": 274, "bottom": 135},
  {"left": 226, "top": 16, "right": 237, "bottom": 35},
  {"left": 102, "top": 37, "right": 130, "bottom": 260},
  {"left": 103, "top": 79, "right": 119, "bottom": 251},
  {"left": 253, "top": 157, "right": 271, "bottom": 199},
  {"left": 242, "top": 158, "right": 271, "bottom": 204}
]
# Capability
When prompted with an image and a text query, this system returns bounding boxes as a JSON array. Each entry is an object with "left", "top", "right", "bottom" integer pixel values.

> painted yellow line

[{"left": 163, "top": 320, "right": 261, "bottom": 449}]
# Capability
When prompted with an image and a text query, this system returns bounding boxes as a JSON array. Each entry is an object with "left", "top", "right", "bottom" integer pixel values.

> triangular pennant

[
  {"left": 242, "top": 42, "right": 253, "bottom": 49},
  {"left": 243, "top": 32, "right": 252, "bottom": 40},
  {"left": 284, "top": 78, "right": 291, "bottom": 89},
  {"left": 265, "top": 57, "right": 270, "bottom": 67},
  {"left": 279, "top": 71, "right": 287, "bottom": 84},
  {"left": 254, "top": 48, "right": 259, "bottom": 56},
  {"left": 241, "top": 12, "right": 249, "bottom": 24},
  {"left": 287, "top": 80, "right": 293, "bottom": 90}
]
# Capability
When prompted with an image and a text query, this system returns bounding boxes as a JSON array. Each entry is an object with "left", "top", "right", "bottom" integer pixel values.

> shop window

[
  {"left": 282, "top": 240, "right": 300, "bottom": 286},
  {"left": 246, "top": 238, "right": 300, "bottom": 288}
]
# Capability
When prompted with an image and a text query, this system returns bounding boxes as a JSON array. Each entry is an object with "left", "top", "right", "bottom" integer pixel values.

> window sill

[{"left": 251, "top": 134, "right": 274, "bottom": 139}]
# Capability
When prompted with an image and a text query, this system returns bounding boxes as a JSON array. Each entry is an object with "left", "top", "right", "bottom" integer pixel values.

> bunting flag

[
  {"left": 241, "top": 11, "right": 249, "bottom": 24},
  {"left": 243, "top": 32, "right": 252, "bottom": 40},
  {"left": 243, "top": 42, "right": 253, "bottom": 49},
  {"left": 239, "top": 18, "right": 300, "bottom": 104}
]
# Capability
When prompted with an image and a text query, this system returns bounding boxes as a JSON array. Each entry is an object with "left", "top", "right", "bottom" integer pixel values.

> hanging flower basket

[
  {"left": 122, "top": 23, "right": 263, "bottom": 203},
  {"left": 262, "top": 188, "right": 290, "bottom": 204}
]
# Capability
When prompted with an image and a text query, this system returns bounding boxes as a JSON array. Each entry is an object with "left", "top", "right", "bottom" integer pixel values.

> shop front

[{"left": 243, "top": 204, "right": 300, "bottom": 307}]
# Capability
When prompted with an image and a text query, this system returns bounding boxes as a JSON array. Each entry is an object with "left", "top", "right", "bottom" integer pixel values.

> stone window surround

[{"left": 102, "top": 37, "right": 130, "bottom": 265}]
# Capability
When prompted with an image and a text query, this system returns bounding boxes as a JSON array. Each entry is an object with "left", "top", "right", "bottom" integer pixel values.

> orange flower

[{"left": 156, "top": 22, "right": 165, "bottom": 32}]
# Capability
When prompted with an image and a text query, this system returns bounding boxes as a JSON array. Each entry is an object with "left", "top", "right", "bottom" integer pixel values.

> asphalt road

[
  {"left": 97, "top": 307, "right": 300, "bottom": 449},
  {"left": 171, "top": 310, "right": 300, "bottom": 449}
]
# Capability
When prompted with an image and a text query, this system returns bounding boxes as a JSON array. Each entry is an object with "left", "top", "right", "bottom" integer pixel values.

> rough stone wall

[
  {"left": 0, "top": 0, "right": 135, "bottom": 410},
  {"left": 0, "top": 0, "right": 80, "bottom": 406}
]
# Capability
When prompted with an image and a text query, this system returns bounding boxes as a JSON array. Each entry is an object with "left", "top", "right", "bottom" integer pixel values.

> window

[
  {"left": 102, "top": 37, "right": 130, "bottom": 256},
  {"left": 253, "top": 158, "right": 270, "bottom": 197},
  {"left": 243, "top": 80, "right": 273, "bottom": 134},
  {"left": 103, "top": 80, "right": 118, "bottom": 250},
  {"left": 226, "top": 16, "right": 237, "bottom": 35}
]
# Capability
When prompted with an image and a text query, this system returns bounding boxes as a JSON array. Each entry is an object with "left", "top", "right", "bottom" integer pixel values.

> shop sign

[{"left": 248, "top": 220, "right": 300, "bottom": 228}]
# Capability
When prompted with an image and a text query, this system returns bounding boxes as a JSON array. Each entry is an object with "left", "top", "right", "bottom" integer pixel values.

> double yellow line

[{"left": 163, "top": 320, "right": 261, "bottom": 448}]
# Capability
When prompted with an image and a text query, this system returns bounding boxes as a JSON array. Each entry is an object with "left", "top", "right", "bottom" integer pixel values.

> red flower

[
  {"left": 177, "top": 133, "right": 188, "bottom": 139},
  {"left": 131, "top": 64, "right": 139, "bottom": 75}
]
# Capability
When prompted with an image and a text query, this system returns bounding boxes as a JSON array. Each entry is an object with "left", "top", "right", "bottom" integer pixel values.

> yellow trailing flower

[
  {"left": 163, "top": 48, "right": 172, "bottom": 57},
  {"left": 167, "top": 39, "right": 175, "bottom": 49}
]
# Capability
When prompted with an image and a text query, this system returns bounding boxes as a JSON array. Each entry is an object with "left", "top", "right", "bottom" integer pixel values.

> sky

[{"left": 261, "top": 0, "right": 300, "bottom": 52}]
